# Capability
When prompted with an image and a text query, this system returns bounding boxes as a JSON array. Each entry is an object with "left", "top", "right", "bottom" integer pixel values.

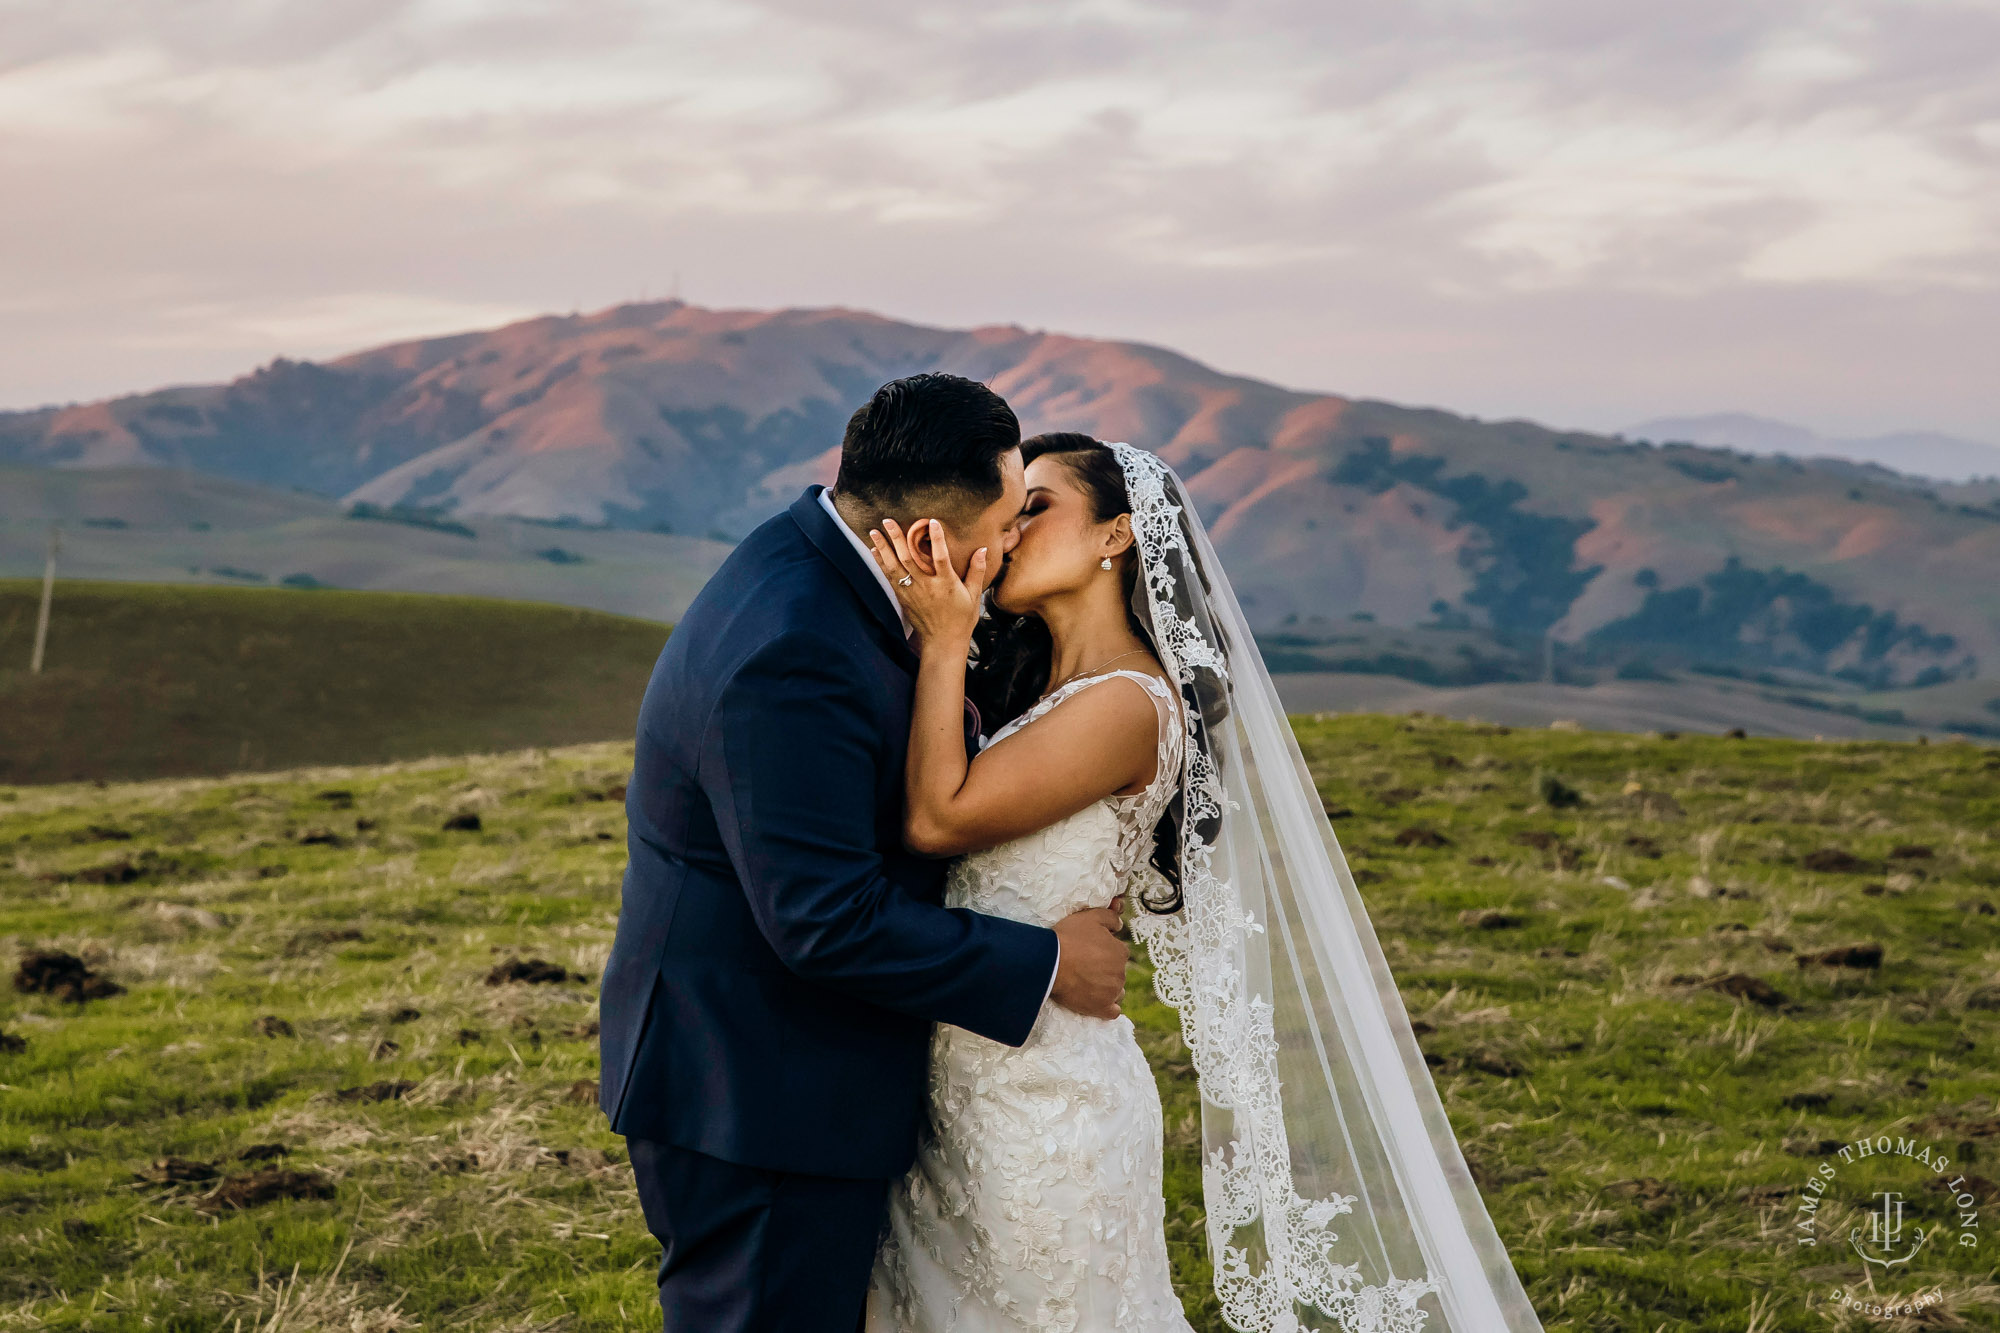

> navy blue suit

[{"left": 600, "top": 486, "right": 1058, "bottom": 1330}]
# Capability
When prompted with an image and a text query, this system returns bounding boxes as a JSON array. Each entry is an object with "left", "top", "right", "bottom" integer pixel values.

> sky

[{"left": 2, "top": 0, "right": 1997, "bottom": 442}]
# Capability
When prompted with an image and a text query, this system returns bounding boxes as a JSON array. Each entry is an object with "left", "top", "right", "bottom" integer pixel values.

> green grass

[
  {"left": 2, "top": 720, "right": 1998, "bottom": 1330},
  {"left": 0, "top": 581, "right": 671, "bottom": 784}
]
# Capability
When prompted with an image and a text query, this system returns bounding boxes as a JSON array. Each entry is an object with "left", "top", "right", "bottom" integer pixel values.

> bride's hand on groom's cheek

[{"left": 869, "top": 518, "right": 989, "bottom": 648}]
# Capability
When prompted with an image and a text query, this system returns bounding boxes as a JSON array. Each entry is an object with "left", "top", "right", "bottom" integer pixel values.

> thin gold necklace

[{"left": 1043, "top": 648, "right": 1150, "bottom": 699}]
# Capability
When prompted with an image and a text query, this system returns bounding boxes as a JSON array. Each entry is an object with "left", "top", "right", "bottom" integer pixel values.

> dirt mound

[
  {"left": 239, "top": 1143, "right": 289, "bottom": 1162},
  {"left": 1393, "top": 826, "right": 1450, "bottom": 848},
  {"left": 1674, "top": 972, "right": 1789, "bottom": 1008},
  {"left": 1801, "top": 848, "right": 1878, "bottom": 874},
  {"left": 485, "top": 957, "right": 577, "bottom": 986},
  {"left": 443, "top": 812, "right": 483, "bottom": 832},
  {"left": 0, "top": 1030, "right": 25, "bottom": 1054},
  {"left": 13, "top": 949, "right": 125, "bottom": 1003},
  {"left": 252, "top": 1015, "right": 294, "bottom": 1038},
  {"left": 1797, "top": 943, "right": 1884, "bottom": 969},
  {"left": 334, "top": 1080, "right": 414, "bottom": 1103},
  {"left": 201, "top": 1167, "right": 336, "bottom": 1210}
]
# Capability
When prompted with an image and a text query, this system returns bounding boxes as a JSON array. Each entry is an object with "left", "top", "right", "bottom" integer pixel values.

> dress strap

[
  {"left": 1034, "top": 668, "right": 1174, "bottom": 723},
  {"left": 984, "top": 668, "right": 1178, "bottom": 750}
]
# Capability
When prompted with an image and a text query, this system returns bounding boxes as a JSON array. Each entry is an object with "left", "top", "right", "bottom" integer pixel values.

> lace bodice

[{"left": 947, "top": 669, "right": 1181, "bottom": 926}]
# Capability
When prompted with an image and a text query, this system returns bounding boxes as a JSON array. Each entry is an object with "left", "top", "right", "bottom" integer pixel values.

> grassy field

[
  {"left": 0, "top": 581, "right": 671, "bottom": 784},
  {"left": 2, "top": 719, "right": 1997, "bottom": 1330}
]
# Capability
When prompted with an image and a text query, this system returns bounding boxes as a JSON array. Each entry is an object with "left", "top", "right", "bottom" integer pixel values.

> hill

[
  {"left": 1276, "top": 668, "right": 2000, "bottom": 744},
  {"left": 7, "top": 468, "right": 1999, "bottom": 746},
  {"left": 1627, "top": 412, "right": 2000, "bottom": 484},
  {"left": 0, "top": 466, "right": 732, "bottom": 624},
  {"left": 0, "top": 581, "right": 669, "bottom": 784},
  {"left": 4, "top": 301, "right": 1997, "bottom": 690},
  {"left": 2, "top": 726, "right": 1995, "bottom": 1329}
]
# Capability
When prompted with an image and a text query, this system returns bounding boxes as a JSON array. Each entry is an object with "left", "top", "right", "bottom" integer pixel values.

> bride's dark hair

[{"left": 966, "top": 432, "right": 1185, "bottom": 914}]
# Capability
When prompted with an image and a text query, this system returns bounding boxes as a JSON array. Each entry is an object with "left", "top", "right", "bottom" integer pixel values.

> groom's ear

[{"left": 906, "top": 519, "right": 940, "bottom": 575}]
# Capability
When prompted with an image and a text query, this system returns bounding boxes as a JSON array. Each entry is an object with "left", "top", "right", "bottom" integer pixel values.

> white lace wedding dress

[{"left": 865, "top": 668, "right": 1195, "bottom": 1333}]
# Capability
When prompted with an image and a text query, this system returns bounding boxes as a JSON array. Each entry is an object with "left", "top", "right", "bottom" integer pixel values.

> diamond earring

[{"left": 1100, "top": 557, "right": 1113, "bottom": 571}]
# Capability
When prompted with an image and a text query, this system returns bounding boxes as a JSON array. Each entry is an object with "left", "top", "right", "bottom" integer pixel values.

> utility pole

[{"left": 30, "top": 525, "right": 58, "bottom": 674}]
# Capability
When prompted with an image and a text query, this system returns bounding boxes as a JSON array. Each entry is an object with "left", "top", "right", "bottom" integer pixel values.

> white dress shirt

[
  {"left": 818, "top": 487, "right": 910, "bottom": 637},
  {"left": 817, "top": 486, "right": 1061, "bottom": 1007}
]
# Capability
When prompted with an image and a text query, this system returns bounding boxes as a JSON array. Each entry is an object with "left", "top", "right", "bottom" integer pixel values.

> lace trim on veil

[{"left": 1109, "top": 444, "right": 1443, "bottom": 1333}]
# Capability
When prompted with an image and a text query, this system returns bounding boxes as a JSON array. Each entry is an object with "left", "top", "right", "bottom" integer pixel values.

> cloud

[{"left": 0, "top": 0, "right": 1995, "bottom": 440}]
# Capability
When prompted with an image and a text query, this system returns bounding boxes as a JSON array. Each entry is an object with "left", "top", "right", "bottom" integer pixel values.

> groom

[{"left": 598, "top": 372, "right": 1132, "bottom": 1331}]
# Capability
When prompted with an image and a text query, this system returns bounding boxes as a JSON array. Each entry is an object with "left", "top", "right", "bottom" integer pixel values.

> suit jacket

[{"left": 598, "top": 486, "right": 1059, "bottom": 1180}]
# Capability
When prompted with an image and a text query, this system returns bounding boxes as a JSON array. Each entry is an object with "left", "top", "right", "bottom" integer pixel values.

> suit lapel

[{"left": 789, "top": 486, "right": 918, "bottom": 673}]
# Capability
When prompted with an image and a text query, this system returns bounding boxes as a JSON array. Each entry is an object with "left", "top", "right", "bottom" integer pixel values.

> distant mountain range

[
  {"left": 4, "top": 301, "right": 1999, "bottom": 689},
  {"left": 1627, "top": 412, "right": 2000, "bottom": 484}
]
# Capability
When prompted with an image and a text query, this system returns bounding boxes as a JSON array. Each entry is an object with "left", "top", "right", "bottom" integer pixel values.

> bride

[{"left": 862, "top": 435, "right": 1545, "bottom": 1333}]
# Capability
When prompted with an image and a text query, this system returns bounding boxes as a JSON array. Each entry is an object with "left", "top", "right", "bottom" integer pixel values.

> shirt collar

[{"left": 818, "top": 487, "right": 911, "bottom": 636}]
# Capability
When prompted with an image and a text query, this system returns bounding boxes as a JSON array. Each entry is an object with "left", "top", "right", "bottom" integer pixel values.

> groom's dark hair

[{"left": 834, "top": 373, "right": 1019, "bottom": 516}]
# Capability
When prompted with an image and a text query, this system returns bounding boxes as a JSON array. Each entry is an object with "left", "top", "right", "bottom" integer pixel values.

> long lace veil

[{"left": 1107, "top": 442, "right": 1545, "bottom": 1333}]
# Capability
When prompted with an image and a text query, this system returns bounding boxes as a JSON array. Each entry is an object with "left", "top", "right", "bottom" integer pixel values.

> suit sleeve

[{"left": 702, "top": 631, "right": 1058, "bottom": 1047}]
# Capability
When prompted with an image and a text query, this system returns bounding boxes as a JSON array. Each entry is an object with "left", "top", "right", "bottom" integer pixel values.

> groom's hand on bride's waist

[{"left": 1049, "top": 901, "right": 1129, "bottom": 1020}]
